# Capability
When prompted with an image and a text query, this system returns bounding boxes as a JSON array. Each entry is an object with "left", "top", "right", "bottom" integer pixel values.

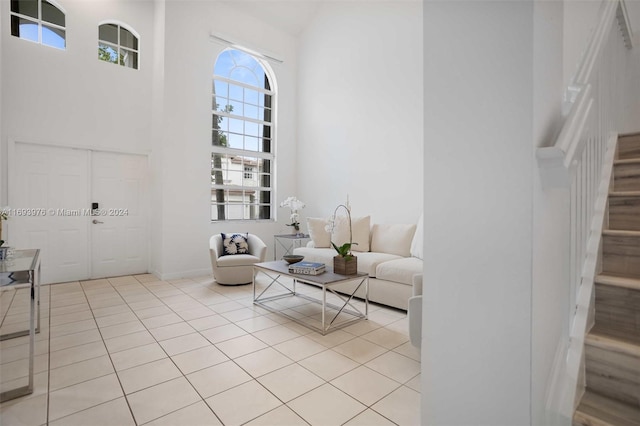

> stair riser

[
  {"left": 572, "top": 412, "right": 615, "bottom": 426},
  {"left": 602, "top": 235, "right": 640, "bottom": 278},
  {"left": 618, "top": 135, "right": 640, "bottom": 160},
  {"left": 574, "top": 390, "right": 640, "bottom": 426},
  {"left": 585, "top": 345, "right": 640, "bottom": 407},
  {"left": 614, "top": 164, "right": 640, "bottom": 191},
  {"left": 609, "top": 197, "right": 640, "bottom": 231},
  {"left": 595, "top": 284, "right": 640, "bottom": 339},
  {"left": 594, "top": 309, "right": 640, "bottom": 339}
]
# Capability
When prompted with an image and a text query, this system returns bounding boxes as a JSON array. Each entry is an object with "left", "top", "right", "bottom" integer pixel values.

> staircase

[{"left": 574, "top": 133, "right": 640, "bottom": 426}]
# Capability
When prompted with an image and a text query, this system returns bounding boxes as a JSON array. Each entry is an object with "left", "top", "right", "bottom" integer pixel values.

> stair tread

[
  {"left": 610, "top": 191, "right": 640, "bottom": 197},
  {"left": 620, "top": 131, "right": 640, "bottom": 138},
  {"left": 596, "top": 274, "right": 640, "bottom": 291},
  {"left": 575, "top": 390, "right": 640, "bottom": 426},
  {"left": 603, "top": 229, "right": 640, "bottom": 237},
  {"left": 614, "top": 158, "right": 640, "bottom": 165},
  {"left": 586, "top": 328, "right": 640, "bottom": 357}
]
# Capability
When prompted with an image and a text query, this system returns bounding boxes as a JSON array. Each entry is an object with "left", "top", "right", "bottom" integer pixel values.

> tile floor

[{"left": 0, "top": 273, "right": 421, "bottom": 425}]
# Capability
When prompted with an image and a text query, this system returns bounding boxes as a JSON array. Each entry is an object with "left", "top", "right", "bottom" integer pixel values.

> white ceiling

[
  {"left": 219, "top": 0, "right": 324, "bottom": 36},
  {"left": 221, "top": 0, "right": 640, "bottom": 44}
]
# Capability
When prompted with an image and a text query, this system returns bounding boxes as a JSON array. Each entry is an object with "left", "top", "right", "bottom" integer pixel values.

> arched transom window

[
  {"left": 10, "top": 0, "right": 66, "bottom": 49},
  {"left": 211, "top": 48, "right": 275, "bottom": 221},
  {"left": 98, "top": 22, "right": 139, "bottom": 69}
]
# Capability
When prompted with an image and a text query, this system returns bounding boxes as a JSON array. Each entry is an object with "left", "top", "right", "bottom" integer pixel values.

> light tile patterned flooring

[{"left": 0, "top": 274, "right": 420, "bottom": 425}]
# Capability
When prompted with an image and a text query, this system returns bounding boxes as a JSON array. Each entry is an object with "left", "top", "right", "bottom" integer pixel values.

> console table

[
  {"left": 0, "top": 249, "right": 41, "bottom": 402},
  {"left": 273, "top": 233, "right": 310, "bottom": 260}
]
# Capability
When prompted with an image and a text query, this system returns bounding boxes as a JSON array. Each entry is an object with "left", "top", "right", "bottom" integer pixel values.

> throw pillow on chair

[{"left": 221, "top": 233, "right": 249, "bottom": 255}]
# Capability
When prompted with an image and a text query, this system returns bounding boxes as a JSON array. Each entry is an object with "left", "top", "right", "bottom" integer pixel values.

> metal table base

[
  {"left": 253, "top": 261, "right": 368, "bottom": 335},
  {"left": 0, "top": 249, "right": 41, "bottom": 402}
]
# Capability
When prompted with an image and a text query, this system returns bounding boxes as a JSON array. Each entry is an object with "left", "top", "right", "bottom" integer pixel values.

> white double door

[{"left": 9, "top": 143, "right": 148, "bottom": 284}]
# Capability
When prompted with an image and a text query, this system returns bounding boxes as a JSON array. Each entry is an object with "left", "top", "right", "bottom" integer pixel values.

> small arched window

[
  {"left": 10, "top": 0, "right": 66, "bottom": 49},
  {"left": 98, "top": 22, "right": 139, "bottom": 69}
]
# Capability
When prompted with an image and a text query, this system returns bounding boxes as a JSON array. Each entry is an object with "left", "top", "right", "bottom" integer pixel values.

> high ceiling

[
  {"left": 219, "top": 0, "right": 324, "bottom": 36},
  {"left": 221, "top": 0, "right": 640, "bottom": 43}
]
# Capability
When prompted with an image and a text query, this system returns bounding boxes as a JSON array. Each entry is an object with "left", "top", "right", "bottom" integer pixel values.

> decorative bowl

[{"left": 283, "top": 255, "right": 304, "bottom": 264}]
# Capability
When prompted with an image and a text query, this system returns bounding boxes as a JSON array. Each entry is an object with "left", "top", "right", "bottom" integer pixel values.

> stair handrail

[
  {"left": 537, "top": 0, "right": 634, "bottom": 423},
  {"left": 537, "top": 0, "right": 632, "bottom": 189}
]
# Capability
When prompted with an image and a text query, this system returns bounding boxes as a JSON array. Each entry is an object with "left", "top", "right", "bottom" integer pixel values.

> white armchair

[
  {"left": 408, "top": 273, "right": 422, "bottom": 348},
  {"left": 209, "top": 233, "right": 267, "bottom": 285}
]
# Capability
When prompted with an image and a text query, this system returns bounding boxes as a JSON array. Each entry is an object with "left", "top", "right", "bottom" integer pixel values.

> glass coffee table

[{"left": 253, "top": 261, "right": 368, "bottom": 335}]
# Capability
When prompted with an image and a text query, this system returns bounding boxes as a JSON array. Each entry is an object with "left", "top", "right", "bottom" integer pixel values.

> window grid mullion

[
  {"left": 213, "top": 75, "right": 274, "bottom": 96},
  {"left": 213, "top": 110, "right": 272, "bottom": 127},
  {"left": 38, "top": 0, "right": 42, "bottom": 42},
  {"left": 211, "top": 146, "right": 274, "bottom": 160}
]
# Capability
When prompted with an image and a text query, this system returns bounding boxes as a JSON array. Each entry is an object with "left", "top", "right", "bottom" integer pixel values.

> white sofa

[{"left": 293, "top": 215, "right": 423, "bottom": 310}]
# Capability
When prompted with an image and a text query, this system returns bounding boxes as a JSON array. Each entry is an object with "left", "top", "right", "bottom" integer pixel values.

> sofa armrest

[
  {"left": 408, "top": 273, "right": 423, "bottom": 348},
  {"left": 210, "top": 235, "right": 223, "bottom": 262},
  {"left": 408, "top": 294, "right": 422, "bottom": 348},
  {"left": 412, "top": 273, "right": 423, "bottom": 297}
]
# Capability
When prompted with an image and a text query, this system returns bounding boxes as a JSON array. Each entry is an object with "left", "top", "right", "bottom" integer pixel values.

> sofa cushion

[
  {"left": 353, "top": 251, "right": 403, "bottom": 276},
  {"left": 410, "top": 213, "right": 424, "bottom": 259},
  {"left": 370, "top": 223, "right": 417, "bottom": 257},
  {"left": 293, "top": 247, "right": 401, "bottom": 277},
  {"left": 221, "top": 233, "right": 249, "bottom": 255},
  {"left": 307, "top": 217, "right": 331, "bottom": 248},
  {"left": 376, "top": 257, "right": 423, "bottom": 286},
  {"left": 217, "top": 253, "right": 261, "bottom": 266},
  {"left": 332, "top": 215, "right": 370, "bottom": 252}
]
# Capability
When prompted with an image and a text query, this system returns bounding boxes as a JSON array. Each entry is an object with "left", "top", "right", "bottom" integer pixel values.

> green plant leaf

[{"left": 331, "top": 242, "right": 358, "bottom": 257}]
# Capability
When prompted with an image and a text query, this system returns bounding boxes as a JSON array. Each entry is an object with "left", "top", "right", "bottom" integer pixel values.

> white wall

[
  {"left": 0, "top": 0, "right": 154, "bottom": 153},
  {"left": 296, "top": 1, "right": 423, "bottom": 225},
  {"left": 563, "top": 0, "right": 605, "bottom": 90},
  {"left": 0, "top": 0, "right": 300, "bottom": 279},
  {"left": 153, "top": 1, "right": 299, "bottom": 279},
  {"left": 623, "top": 28, "right": 640, "bottom": 133},
  {"left": 0, "top": 0, "right": 155, "bottom": 253},
  {"left": 150, "top": 0, "right": 166, "bottom": 278},
  {"left": 422, "top": 1, "right": 534, "bottom": 424}
]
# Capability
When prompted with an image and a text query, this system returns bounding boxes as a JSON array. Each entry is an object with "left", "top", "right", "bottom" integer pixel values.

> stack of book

[{"left": 289, "top": 261, "right": 326, "bottom": 275}]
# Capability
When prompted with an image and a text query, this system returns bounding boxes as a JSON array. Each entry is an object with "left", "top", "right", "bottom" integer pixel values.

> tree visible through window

[
  {"left": 98, "top": 23, "right": 139, "bottom": 69},
  {"left": 211, "top": 49, "right": 274, "bottom": 221},
  {"left": 10, "top": 0, "right": 66, "bottom": 49}
]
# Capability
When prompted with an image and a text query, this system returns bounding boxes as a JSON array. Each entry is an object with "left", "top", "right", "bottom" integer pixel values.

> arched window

[
  {"left": 10, "top": 0, "right": 66, "bottom": 49},
  {"left": 98, "top": 22, "right": 139, "bottom": 69},
  {"left": 211, "top": 48, "right": 275, "bottom": 221}
]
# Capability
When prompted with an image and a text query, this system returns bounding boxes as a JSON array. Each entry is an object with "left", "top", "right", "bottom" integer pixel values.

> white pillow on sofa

[
  {"left": 307, "top": 217, "right": 331, "bottom": 248},
  {"left": 332, "top": 215, "right": 371, "bottom": 252},
  {"left": 370, "top": 223, "right": 417, "bottom": 257}
]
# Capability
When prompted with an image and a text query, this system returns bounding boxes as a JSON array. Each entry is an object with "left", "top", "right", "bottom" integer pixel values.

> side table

[
  {"left": 273, "top": 233, "right": 310, "bottom": 260},
  {"left": 0, "top": 248, "right": 41, "bottom": 402}
]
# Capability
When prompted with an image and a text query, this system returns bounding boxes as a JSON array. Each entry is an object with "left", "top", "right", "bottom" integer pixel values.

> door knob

[{"left": 92, "top": 219, "right": 104, "bottom": 224}]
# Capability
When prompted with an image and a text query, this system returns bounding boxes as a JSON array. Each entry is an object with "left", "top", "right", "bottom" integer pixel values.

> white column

[{"left": 422, "top": 2, "right": 535, "bottom": 424}]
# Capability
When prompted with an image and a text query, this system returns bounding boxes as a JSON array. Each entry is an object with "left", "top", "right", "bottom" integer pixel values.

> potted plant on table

[
  {"left": 280, "top": 196, "right": 306, "bottom": 235},
  {"left": 326, "top": 204, "right": 358, "bottom": 275}
]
